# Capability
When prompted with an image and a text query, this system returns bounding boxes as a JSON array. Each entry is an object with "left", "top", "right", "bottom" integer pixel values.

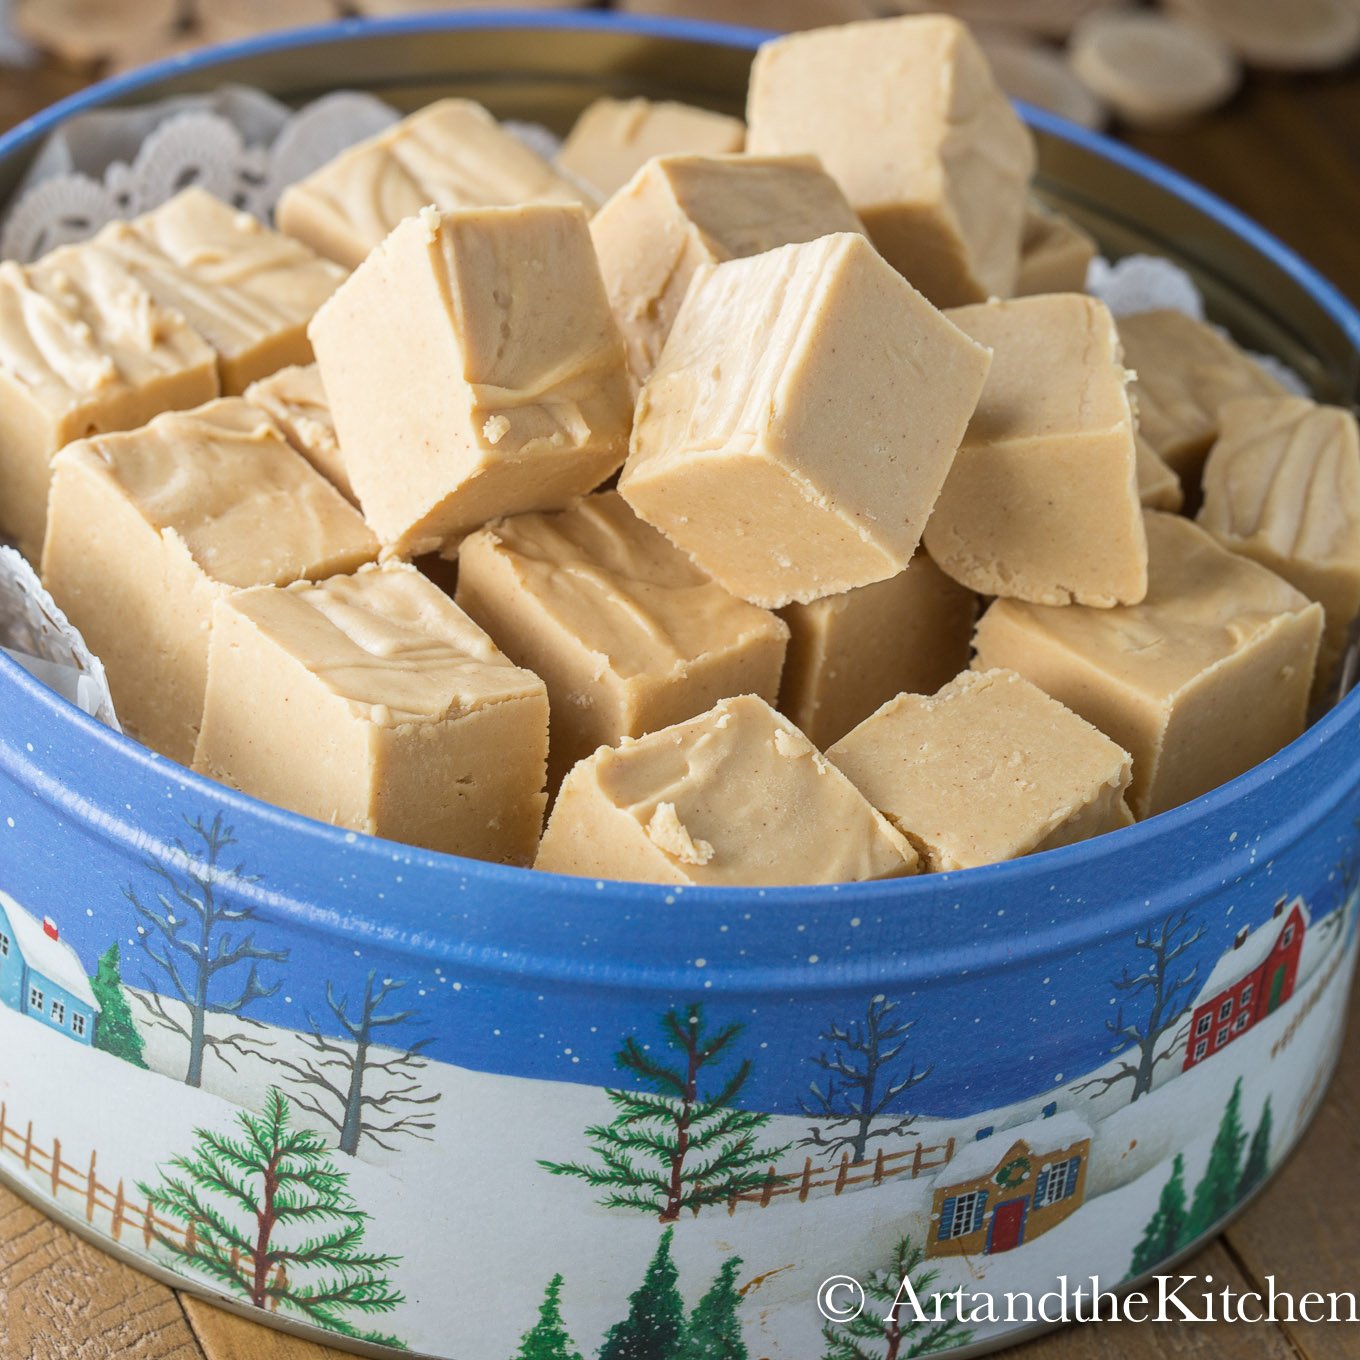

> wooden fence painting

[
  {"left": 0, "top": 1102, "right": 286, "bottom": 1306},
  {"left": 717, "top": 1135, "right": 956, "bottom": 1216}
]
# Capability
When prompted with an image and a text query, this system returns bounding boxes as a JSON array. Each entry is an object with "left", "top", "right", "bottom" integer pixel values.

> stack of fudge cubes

[{"left": 12, "top": 14, "right": 1353, "bottom": 886}]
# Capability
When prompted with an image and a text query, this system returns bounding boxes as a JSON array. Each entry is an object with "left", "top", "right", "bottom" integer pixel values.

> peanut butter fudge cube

[
  {"left": 276, "top": 99, "right": 591, "bottom": 269},
  {"left": 535, "top": 694, "right": 918, "bottom": 885},
  {"left": 923, "top": 294, "right": 1147, "bottom": 606},
  {"left": 829, "top": 668, "right": 1134, "bottom": 871},
  {"left": 93, "top": 188, "right": 345, "bottom": 395},
  {"left": 557, "top": 97, "right": 746, "bottom": 199},
  {"left": 1118, "top": 309, "right": 1286, "bottom": 483},
  {"left": 591, "top": 153, "right": 865, "bottom": 383},
  {"left": 747, "top": 16, "right": 1036, "bottom": 306},
  {"left": 1015, "top": 205, "right": 1097, "bottom": 296},
  {"left": 1136, "top": 432, "right": 1184, "bottom": 512},
  {"left": 193, "top": 562, "right": 549, "bottom": 863},
  {"left": 41, "top": 398, "right": 378, "bottom": 764},
  {"left": 0, "top": 246, "right": 218, "bottom": 560},
  {"left": 245, "top": 364, "right": 351, "bottom": 502},
  {"left": 310, "top": 204, "right": 633, "bottom": 557},
  {"left": 1199, "top": 396, "right": 1360, "bottom": 701},
  {"left": 458, "top": 492, "right": 788, "bottom": 786},
  {"left": 778, "top": 554, "right": 975, "bottom": 749},
  {"left": 620, "top": 232, "right": 992, "bottom": 609},
  {"left": 973, "top": 512, "right": 1323, "bottom": 818}
]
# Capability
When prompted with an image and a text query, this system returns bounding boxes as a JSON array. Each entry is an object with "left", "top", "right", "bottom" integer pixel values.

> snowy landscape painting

[{"left": 0, "top": 799, "right": 1357, "bottom": 1358}]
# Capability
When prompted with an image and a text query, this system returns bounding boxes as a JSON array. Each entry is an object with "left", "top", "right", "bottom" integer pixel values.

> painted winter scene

[{"left": 0, "top": 805, "right": 1357, "bottom": 1360}]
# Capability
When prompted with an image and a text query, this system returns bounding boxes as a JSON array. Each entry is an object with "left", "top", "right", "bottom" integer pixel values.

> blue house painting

[{"left": 0, "top": 890, "right": 99, "bottom": 1045}]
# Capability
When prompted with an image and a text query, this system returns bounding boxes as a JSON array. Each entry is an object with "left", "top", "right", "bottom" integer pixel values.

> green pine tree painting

[
  {"left": 821, "top": 1235, "right": 971, "bottom": 1360},
  {"left": 539, "top": 1005, "right": 790, "bottom": 1221},
  {"left": 678, "top": 1257, "right": 747, "bottom": 1360},
  {"left": 515, "top": 1274, "right": 583, "bottom": 1360},
  {"left": 598, "top": 1228, "right": 685, "bottom": 1360},
  {"left": 1129, "top": 1153, "right": 1187, "bottom": 1278},
  {"left": 1238, "top": 1098, "right": 1274, "bottom": 1201},
  {"left": 139, "top": 1087, "right": 405, "bottom": 1347},
  {"left": 90, "top": 942, "right": 148, "bottom": 1068},
  {"left": 1185, "top": 1078, "right": 1248, "bottom": 1242}
]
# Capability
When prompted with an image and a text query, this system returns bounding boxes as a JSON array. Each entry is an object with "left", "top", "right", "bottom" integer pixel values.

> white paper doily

[{"left": 0, "top": 85, "right": 400, "bottom": 262}]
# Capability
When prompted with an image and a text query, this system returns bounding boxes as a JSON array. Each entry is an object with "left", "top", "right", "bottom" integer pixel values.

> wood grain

[
  {"left": 181, "top": 1295, "right": 351, "bottom": 1360},
  {"left": 0, "top": 1182, "right": 202, "bottom": 1360},
  {"left": 1015, "top": 1239, "right": 1302, "bottom": 1359}
]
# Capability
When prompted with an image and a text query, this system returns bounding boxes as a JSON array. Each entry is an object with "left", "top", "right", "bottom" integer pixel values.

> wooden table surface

[{"left": 1, "top": 34, "right": 1359, "bottom": 1360}]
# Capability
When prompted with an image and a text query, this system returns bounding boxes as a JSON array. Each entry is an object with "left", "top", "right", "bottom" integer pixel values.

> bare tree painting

[
  {"left": 800, "top": 996, "right": 933, "bottom": 1163},
  {"left": 268, "top": 972, "right": 440, "bottom": 1157},
  {"left": 1073, "top": 910, "right": 1205, "bottom": 1105},
  {"left": 127, "top": 812, "right": 287, "bottom": 1088}
]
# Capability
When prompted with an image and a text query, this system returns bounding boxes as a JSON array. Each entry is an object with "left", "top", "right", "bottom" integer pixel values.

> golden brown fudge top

[
  {"left": 557, "top": 97, "right": 746, "bottom": 198},
  {"left": 280, "top": 99, "right": 590, "bottom": 261},
  {"left": 225, "top": 562, "right": 545, "bottom": 726},
  {"left": 0, "top": 247, "right": 215, "bottom": 415},
  {"left": 829, "top": 668, "right": 1132, "bottom": 871},
  {"left": 559, "top": 694, "right": 918, "bottom": 885},
  {"left": 947, "top": 294, "right": 1133, "bottom": 447},
  {"left": 631, "top": 153, "right": 863, "bottom": 259},
  {"left": 244, "top": 363, "right": 346, "bottom": 491},
  {"left": 52, "top": 397, "right": 376, "bottom": 589},
  {"left": 747, "top": 14, "right": 1035, "bottom": 299},
  {"left": 469, "top": 492, "right": 788, "bottom": 680},
  {"left": 1118, "top": 308, "right": 1285, "bottom": 465},
  {"left": 978, "top": 512, "right": 1317, "bottom": 704},
  {"left": 626, "top": 231, "right": 988, "bottom": 521},
  {"left": 1199, "top": 396, "right": 1360, "bottom": 572},
  {"left": 95, "top": 189, "right": 344, "bottom": 355}
]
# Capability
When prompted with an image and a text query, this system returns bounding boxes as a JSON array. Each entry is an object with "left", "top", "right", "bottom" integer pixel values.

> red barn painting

[{"left": 1183, "top": 896, "right": 1307, "bottom": 1071}]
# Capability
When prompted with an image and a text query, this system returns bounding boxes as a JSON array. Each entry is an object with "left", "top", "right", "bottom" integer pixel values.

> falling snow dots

[
  {"left": 807, "top": 954, "right": 820, "bottom": 964},
  {"left": 694, "top": 958, "right": 707, "bottom": 968},
  {"left": 4, "top": 818, "right": 12, "bottom": 829}
]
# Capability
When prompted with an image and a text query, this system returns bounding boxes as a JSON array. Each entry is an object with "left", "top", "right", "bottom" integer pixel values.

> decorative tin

[{"left": 1, "top": 14, "right": 1359, "bottom": 1360}]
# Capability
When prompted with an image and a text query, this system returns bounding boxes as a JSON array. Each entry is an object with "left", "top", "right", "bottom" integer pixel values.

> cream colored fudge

[
  {"left": 276, "top": 99, "right": 591, "bottom": 269},
  {"left": 1136, "top": 432, "right": 1184, "bottom": 511},
  {"left": 309, "top": 204, "right": 633, "bottom": 557},
  {"left": 778, "top": 554, "right": 975, "bottom": 748},
  {"left": 193, "top": 562, "right": 549, "bottom": 863},
  {"left": 458, "top": 491, "right": 788, "bottom": 786},
  {"left": 92, "top": 188, "right": 345, "bottom": 394},
  {"left": 620, "top": 232, "right": 992, "bottom": 609},
  {"left": 1199, "top": 395, "right": 1360, "bottom": 701},
  {"left": 245, "top": 364, "right": 351, "bottom": 502},
  {"left": 0, "top": 246, "right": 218, "bottom": 560},
  {"left": 746, "top": 16, "right": 1036, "bottom": 307},
  {"left": 1119, "top": 309, "right": 1286, "bottom": 482},
  {"left": 591, "top": 153, "right": 864, "bottom": 383},
  {"left": 923, "top": 294, "right": 1147, "bottom": 606},
  {"left": 829, "top": 668, "right": 1134, "bottom": 871},
  {"left": 1015, "top": 205, "right": 1097, "bottom": 296},
  {"left": 535, "top": 694, "right": 918, "bottom": 885},
  {"left": 973, "top": 512, "right": 1323, "bottom": 818},
  {"left": 557, "top": 97, "right": 746, "bottom": 199},
  {"left": 41, "top": 399, "right": 378, "bottom": 764}
]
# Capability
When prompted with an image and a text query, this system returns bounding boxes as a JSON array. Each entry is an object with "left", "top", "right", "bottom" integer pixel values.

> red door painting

[{"left": 987, "top": 1199, "right": 1027, "bottom": 1253}]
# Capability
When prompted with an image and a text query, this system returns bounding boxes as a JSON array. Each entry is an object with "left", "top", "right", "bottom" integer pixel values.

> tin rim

[{"left": 1, "top": 10, "right": 1359, "bottom": 933}]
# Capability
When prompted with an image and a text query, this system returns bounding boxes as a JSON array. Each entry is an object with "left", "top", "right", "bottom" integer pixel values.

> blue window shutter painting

[
  {"left": 973, "top": 1191, "right": 989, "bottom": 1234},
  {"left": 939, "top": 1196, "right": 956, "bottom": 1241},
  {"left": 1065, "top": 1156, "right": 1082, "bottom": 1198},
  {"left": 1034, "top": 1167, "right": 1050, "bottom": 1205}
]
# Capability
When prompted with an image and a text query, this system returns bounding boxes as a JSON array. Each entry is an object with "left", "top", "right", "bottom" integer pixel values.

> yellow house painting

[{"left": 926, "top": 1112, "right": 1092, "bottom": 1258}]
